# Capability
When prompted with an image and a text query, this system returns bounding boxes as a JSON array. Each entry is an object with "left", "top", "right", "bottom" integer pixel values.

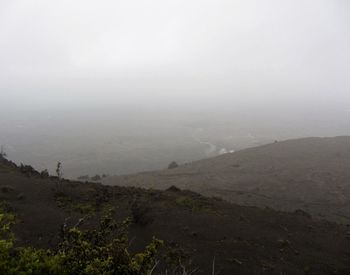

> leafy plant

[
  {"left": 0, "top": 207, "right": 163, "bottom": 275},
  {"left": 175, "top": 196, "right": 204, "bottom": 212}
]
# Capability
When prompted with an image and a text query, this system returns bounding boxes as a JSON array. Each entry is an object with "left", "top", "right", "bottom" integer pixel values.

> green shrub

[
  {"left": 176, "top": 196, "right": 197, "bottom": 209},
  {"left": 0, "top": 207, "right": 163, "bottom": 275},
  {"left": 175, "top": 196, "right": 216, "bottom": 214},
  {"left": 54, "top": 193, "right": 95, "bottom": 214}
]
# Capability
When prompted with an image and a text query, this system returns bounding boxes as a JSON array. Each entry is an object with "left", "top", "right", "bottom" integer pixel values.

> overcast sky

[{"left": 1, "top": 0, "right": 350, "bottom": 110}]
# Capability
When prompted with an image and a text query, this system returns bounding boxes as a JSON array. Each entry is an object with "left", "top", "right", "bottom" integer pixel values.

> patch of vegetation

[
  {"left": 168, "top": 161, "right": 179, "bottom": 169},
  {"left": 162, "top": 243, "right": 190, "bottom": 270},
  {"left": 175, "top": 196, "right": 219, "bottom": 216},
  {"left": 176, "top": 196, "right": 196, "bottom": 209},
  {"left": 0, "top": 207, "right": 164, "bottom": 274},
  {"left": 175, "top": 196, "right": 207, "bottom": 212},
  {"left": 19, "top": 163, "right": 40, "bottom": 177},
  {"left": 54, "top": 192, "right": 73, "bottom": 208},
  {"left": 40, "top": 169, "right": 49, "bottom": 178},
  {"left": 72, "top": 203, "right": 95, "bottom": 214},
  {"left": 54, "top": 192, "right": 96, "bottom": 215}
]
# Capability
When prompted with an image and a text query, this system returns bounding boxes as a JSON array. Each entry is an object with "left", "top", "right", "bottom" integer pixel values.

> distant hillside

[
  {"left": 104, "top": 136, "right": 350, "bottom": 223},
  {"left": 1, "top": 156, "right": 350, "bottom": 274}
]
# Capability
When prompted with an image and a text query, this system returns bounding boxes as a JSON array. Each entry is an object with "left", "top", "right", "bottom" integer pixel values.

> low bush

[
  {"left": 0, "top": 207, "right": 163, "bottom": 275},
  {"left": 168, "top": 161, "right": 179, "bottom": 169},
  {"left": 176, "top": 196, "right": 197, "bottom": 209}
]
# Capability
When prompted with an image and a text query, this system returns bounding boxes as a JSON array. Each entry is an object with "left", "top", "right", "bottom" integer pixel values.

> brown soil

[
  {"left": 104, "top": 136, "right": 350, "bottom": 223},
  {"left": 1, "top": 156, "right": 350, "bottom": 274}
]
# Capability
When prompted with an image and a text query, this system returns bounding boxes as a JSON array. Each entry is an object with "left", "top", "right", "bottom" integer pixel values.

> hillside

[
  {"left": 104, "top": 136, "right": 350, "bottom": 223},
  {"left": 1, "top": 156, "right": 350, "bottom": 274}
]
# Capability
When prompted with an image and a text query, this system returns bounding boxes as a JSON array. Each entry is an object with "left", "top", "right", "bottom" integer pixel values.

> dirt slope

[
  {"left": 104, "top": 136, "right": 350, "bottom": 223},
  {"left": 1, "top": 156, "right": 350, "bottom": 274}
]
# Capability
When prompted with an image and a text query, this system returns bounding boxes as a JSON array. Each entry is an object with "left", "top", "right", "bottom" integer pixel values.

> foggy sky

[{"left": 1, "top": 0, "right": 350, "bottom": 110}]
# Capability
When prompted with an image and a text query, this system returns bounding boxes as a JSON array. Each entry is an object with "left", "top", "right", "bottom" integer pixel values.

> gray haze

[{"left": 1, "top": 0, "right": 350, "bottom": 177}]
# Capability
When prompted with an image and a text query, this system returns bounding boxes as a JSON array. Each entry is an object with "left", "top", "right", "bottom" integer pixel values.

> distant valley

[
  {"left": 104, "top": 136, "right": 350, "bottom": 223},
  {"left": 2, "top": 106, "right": 350, "bottom": 179}
]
